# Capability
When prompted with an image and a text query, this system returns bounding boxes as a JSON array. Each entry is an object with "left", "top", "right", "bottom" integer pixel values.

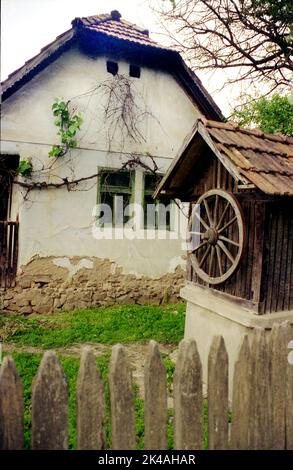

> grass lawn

[
  {"left": 0, "top": 304, "right": 185, "bottom": 347},
  {"left": 1, "top": 303, "right": 209, "bottom": 449}
]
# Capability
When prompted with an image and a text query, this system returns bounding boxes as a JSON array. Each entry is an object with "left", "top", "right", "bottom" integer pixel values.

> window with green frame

[
  {"left": 144, "top": 173, "right": 173, "bottom": 230},
  {"left": 97, "top": 169, "right": 135, "bottom": 226}
]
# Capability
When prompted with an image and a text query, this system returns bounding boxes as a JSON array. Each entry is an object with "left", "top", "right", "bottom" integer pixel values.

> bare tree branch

[{"left": 154, "top": 0, "right": 293, "bottom": 93}]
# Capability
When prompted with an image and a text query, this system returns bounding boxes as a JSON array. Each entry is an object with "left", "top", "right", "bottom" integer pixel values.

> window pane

[
  {"left": 98, "top": 169, "right": 133, "bottom": 226},
  {"left": 144, "top": 195, "right": 156, "bottom": 229},
  {"left": 144, "top": 173, "right": 162, "bottom": 195},
  {"left": 144, "top": 173, "right": 172, "bottom": 230},
  {"left": 101, "top": 171, "right": 131, "bottom": 191},
  {"left": 157, "top": 202, "right": 171, "bottom": 229}
]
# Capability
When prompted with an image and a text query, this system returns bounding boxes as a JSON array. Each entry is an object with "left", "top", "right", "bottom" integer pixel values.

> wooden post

[
  {"left": 208, "top": 336, "right": 228, "bottom": 449},
  {"left": 144, "top": 340, "right": 167, "bottom": 450},
  {"left": 230, "top": 335, "right": 251, "bottom": 449},
  {"left": 270, "top": 323, "right": 287, "bottom": 449},
  {"left": 249, "top": 330, "right": 271, "bottom": 449},
  {"left": 32, "top": 351, "right": 68, "bottom": 450},
  {"left": 109, "top": 344, "right": 136, "bottom": 450},
  {"left": 77, "top": 346, "right": 106, "bottom": 450},
  {"left": 0, "top": 356, "right": 23, "bottom": 449},
  {"left": 174, "top": 339, "right": 202, "bottom": 450},
  {"left": 285, "top": 322, "right": 293, "bottom": 449},
  {"left": 252, "top": 202, "right": 265, "bottom": 306}
]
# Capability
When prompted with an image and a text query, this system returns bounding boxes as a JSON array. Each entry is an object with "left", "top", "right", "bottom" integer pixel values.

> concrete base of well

[{"left": 181, "top": 282, "right": 293, "bottom": 397}]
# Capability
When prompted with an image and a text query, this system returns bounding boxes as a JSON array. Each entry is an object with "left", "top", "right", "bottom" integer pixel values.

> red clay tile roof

[
  {"left": 154, "top": 118, "right": 293, "bottom": 198},
  {"left": 77, "top": 11, "right": 165, "bottom": 49},
  {"left": 1, "top": 11, "right": 223, "bottom": 121}
]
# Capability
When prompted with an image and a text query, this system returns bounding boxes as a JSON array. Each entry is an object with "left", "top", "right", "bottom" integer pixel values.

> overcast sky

[{"left": 1, "top": 0, "right": 245, "bottom": 115}]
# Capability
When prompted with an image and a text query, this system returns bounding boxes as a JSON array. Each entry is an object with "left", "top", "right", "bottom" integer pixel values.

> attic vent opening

[
  {"left": 107, "top": 61, "right": 118, "bottom": 76},
  {"left": 129, "top": 65, "right": 141, "bottom": 79}
]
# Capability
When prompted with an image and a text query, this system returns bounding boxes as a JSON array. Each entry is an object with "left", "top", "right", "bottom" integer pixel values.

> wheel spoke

[
  {"left": 193, "top": 210, "right": 209, "bottom": 231},
  {"left": 216, "top": 245, "right": 223, "bottom": 276},
  {"left": 209, "top": 246, "right": 215, "bottom": 276},
  {"left": 213, "top": 194, "right": 219, "bottom": 227},
  {"left": 218, "top": 216, "right": 237, "bottom": 234},
  {"left": 191, "top": 240, "right": 208, "bottom": 253},
  {"left": 203, "top": 199, "right": 213, "bottom": 227},
  {"left": 189, "top": 231, "right": 204, "bottom": 236},
  {"left": 218, "top": 240, "right": 235, "bottom": 264},
  {"left": 199, "top": 245, "right": 211, "bottom": 268},
  {"left": 219, "top": 235, "right": 239, "bottom": 247},
  {"left": 216, "top": 201, "right": 230, "bottom": 230}
]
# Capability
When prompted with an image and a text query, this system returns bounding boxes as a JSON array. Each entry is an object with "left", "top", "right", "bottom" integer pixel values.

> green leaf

[{"left": 17, "top": 160, "right": 33, "bottom": 177}]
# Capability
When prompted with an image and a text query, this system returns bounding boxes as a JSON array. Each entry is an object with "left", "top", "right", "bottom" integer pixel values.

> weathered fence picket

[
  {"left": 249, "top": 330, "right": 271, "bottom": 450},
  {"left": 77, "top": 346, "right": 106, "bottom": 450},
  {"left": 0, "top": 356, "right": 23, "bottom": 449},
  {"left": 144, "top": 340, "right": 167, "bottom": 450},
  {"left": 208, "top": 336, "right": 228, "bottom": 450},
  {"left": 0, "top": 322, "right": 292, "bottom": 450},
  {"left": 173, "top": 339, "right": 202, "bottom": 450},
  {"left": 270, "top": 323, "right": 287, "bottom": 449},
  {"left": 109, "top": 344, "right": 136, "bottom": 450},
  {"left": 285, "top": 322, "right": 293, "bottom": 449},
  {"left": 32, "top": 351, "right": 68, "bottom": 450},
  {"left": 230, "top": 335, "right": 251, "bottom": 449}
]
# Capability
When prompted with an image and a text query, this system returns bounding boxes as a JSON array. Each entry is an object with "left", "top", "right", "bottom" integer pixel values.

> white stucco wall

[{"left": 1, "top": 46, "right": 200, "bottom": 277}]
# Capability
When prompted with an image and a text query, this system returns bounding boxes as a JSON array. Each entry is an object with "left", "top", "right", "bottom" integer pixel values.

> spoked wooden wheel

[{"left": 188, "top": 189, "right": 245, "bottom": 284}]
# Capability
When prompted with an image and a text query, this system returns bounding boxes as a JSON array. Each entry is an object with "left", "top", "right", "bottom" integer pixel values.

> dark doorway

[
  {"left": 0, "top": 155, "right": 19, "bottom": 220},
  {"left": 0, "top": 155, "right": 19, "bottom": 288}
]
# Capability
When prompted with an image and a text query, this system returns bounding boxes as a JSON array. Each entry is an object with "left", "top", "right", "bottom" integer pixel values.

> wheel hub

[{"left": 203, "top": 228, "right": 218, "bottom": 246}]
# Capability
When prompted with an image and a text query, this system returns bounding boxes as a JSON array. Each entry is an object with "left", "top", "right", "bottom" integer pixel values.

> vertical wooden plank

[
  {"left": 109, "top": 344, "right": 136, "bottom": 450},
  {"left": 249, "top": 329, "right": 271, "bottom": 449},
  {"left": 285, "top": 322, "right": 293, "bottom": 449},
  {"left": 270, "top": 323, "right": 287, "bottom": 449},
  {"left": 266, "top": 205, "right": 278, "bottom": 312},
  {"left": 271, "top": 210, "right": 284, "bottom": 312},
  {"left": 245, "top": 206, "right": 255, "bottom": 299},
  {"left": 284, "top": 214, "right": 293, "bottom": 310},
  {"left": 216, "top": 158, "right": 221, "bottom": 189},
  {"left": 77, "top": 346, "right": 106, "bottom": 450},
  {"left": 208, "top": 336, "right": 228, "bottom": 449},
  {"left": 0, "top": 222, "right": 3, "bottom": 287},
  {"left": 32, "top": 351, "right": 68, "bottom": 450},
  {"left": 251, "top": 202, "right": 265, "bottom": 305},
  {"left": 174, "top": 339, "right": 202, "bottom": 450},
  {"left": 230, "top": 335, "right": 251, "bottom": 449},
  {"left": 0, "top": 356, "right": 24, "bottom": 449},
  {"left": 278, "top": 211, "right": 289, "bottom": 311},
  {"left": 12, "top": 220, "right": 19, "bottom": 287},
  {"left": 144, "top": 340, "right": 167, "bottom": 450},
  {"left": 7, "top": 222, "right": 13, "bottom": 287},
  {"left": 2, "top": 221, "right": 8, "bottom": 288}
]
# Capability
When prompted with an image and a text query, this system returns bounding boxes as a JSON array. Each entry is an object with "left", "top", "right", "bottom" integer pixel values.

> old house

[
  {"left": 0, "top": 11, "right": 222, "bottom": 314},
  {"left": 154, "top": 118, "right": 293, "bottom": 386}
]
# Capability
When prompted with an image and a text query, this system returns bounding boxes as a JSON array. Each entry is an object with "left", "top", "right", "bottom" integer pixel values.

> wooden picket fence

[
  {"left": 0, "top": 322, "right": 292, "bottom": 450},
  {"left": 0, "top": 220, "right": 19, "bottom": 288}
]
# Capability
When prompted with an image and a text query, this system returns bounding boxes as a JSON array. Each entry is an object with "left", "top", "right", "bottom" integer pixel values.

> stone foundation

[{"left": 0, "top": 256, "right": 185, "bottom": 315}]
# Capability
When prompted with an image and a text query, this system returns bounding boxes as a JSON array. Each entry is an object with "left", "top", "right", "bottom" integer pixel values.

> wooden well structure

[{"left": 154, "top": 118, "right": 293, "bottom": 386}]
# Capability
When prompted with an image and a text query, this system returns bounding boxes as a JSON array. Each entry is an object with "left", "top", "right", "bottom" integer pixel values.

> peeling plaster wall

[
  {"left": 1, "top": 46, "right": 200, "bottom": 307},
  {"left": 0, "top": 256, "right": 185, "bottom": 314}
]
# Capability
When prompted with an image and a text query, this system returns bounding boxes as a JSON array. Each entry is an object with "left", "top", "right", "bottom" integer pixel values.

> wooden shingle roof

[{"left": 154, "top": 119, "right": 293, "bottom": 198}]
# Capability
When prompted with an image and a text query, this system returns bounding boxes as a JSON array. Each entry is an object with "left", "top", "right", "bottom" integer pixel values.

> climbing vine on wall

[
  {"left": 17, "top": 159, "right": 33, "bottom": 177},
  {"left": 11, "top": 80, "right": 160, "bottom": 197},
  {"left": 49, "top": 99, "right": 83, "bottom": 158}
]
